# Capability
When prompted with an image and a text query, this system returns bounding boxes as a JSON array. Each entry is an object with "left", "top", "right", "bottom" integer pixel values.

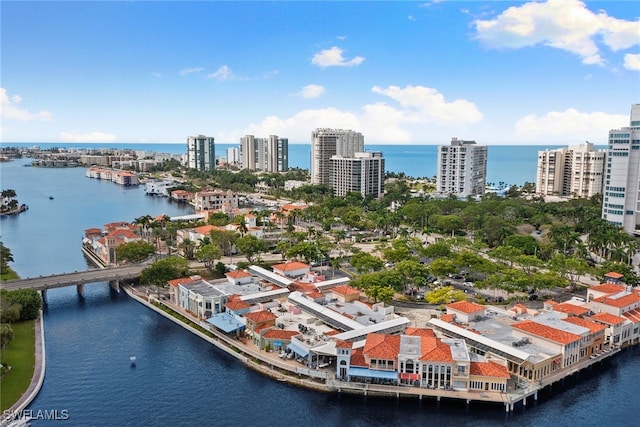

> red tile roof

[
  {"left": 226, "top": 270, "right": 252, "bottom": 279},
  {"left": 562, "top": 317, "right": 606, "bottom": 333},
  {"left": 469, "top": 361, "right": 510, "bottom": 378},
  {"left": 167, "top": 277, "right": 199, "bottom": 287},
  {"left": 335, "top": 340, "right": 353, "bottom": 349},
  {"left": 593, "top": 293, "right": 640, "bottom": 308},
  {"left": 305, "top": 291, "right": 324, "bottom": 300},
  {"left": 193, "top": 224, "right": 224, "bottom": 235},
  {"left": 421, "top": 341, "right": 453, "bottom": 362},
  {"left": 590, "top": 283, "right": 626, "bottom": 295},
  {"left": 363, "top": 333, "right": 401, "bottom": 360},
  {"left": 244, "top": 310, "right": 277, "bottom": 324},
  {"left": 405, "top": 328, "right": 436, "bottom": 337},
  {"left": 439, "top": 314, "right": 456, "bottom": 323},
  {"left": 350, "top": 349, "right": 367, "bottom": 367},
  {"left": 553, "top": 303, "right": 590, "bottom": 316},
  {"left": 512, "top": 320, "right": 581, "bottom": 345},
  {"left": 605, "top": 271, "right": 624, "bottom": 279},
  {"left": 262, "top": 329, "right": 298, "bottom": 340},
  {"left": 272, "top": 261, "right": 310, "bottom": 272},
  {"left": 622, "top": 308, "right": 640, "bottom": 324},
  {"left": 331, "top": 285, "right": 361, "bottom": 296},
  {"left": 225, "top": 299, "right": 251, "bottom": 311},
  {"left": 590, "top": 312, "right": 626, "bottom": 325},
  {"left": 447, "top": 300, "right": 485, "bottom": 314}
]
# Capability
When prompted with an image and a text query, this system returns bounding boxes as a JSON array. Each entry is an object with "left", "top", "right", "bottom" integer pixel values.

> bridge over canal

[{"left": 1, "top": 264, "right": 146, "bottom": 300}]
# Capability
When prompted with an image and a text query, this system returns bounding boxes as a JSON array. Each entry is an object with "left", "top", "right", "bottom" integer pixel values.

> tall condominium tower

[
  {"left": 310, "top": 128, "right": 364, "bottom": 185},
  {"left": 436, "top": 138, "right": 487, "bottom": 197},
  {"left": 536, "top": 142, "right": 606, "bottom": 198},
  {"left": 226, "top": 147, "right": 240, "bottom": 165},
  {"left": 187, "top": 135, "right": 215, "bottom": 171},
  {"left": 240, "top": 135, "right": 288, "bottom": 172},
  {"left": 330, "top": 152, "right": 385, "bottom": 199},
  {"left": 602, "top": 104, "right": 640, "bottom": 235}
]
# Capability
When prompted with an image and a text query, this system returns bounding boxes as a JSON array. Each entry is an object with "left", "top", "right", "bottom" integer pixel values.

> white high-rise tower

[
  {"left": 602, "top": 104, "right": 640, "bottom": 235},
  {"left": 436, "top": 138, "right": 487, "bottom": 197},
  {"left": 310, "top": 129, "right": 364, "bottom": 185}
]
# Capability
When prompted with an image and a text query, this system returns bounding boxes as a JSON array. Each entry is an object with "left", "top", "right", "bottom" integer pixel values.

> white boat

[{"left": 6, "top": 416, "right": 32, "bottom": 427}]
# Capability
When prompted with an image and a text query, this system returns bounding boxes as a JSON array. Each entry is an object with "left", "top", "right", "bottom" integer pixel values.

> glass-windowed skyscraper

[{"left": 187, "top": 135, "right": 215, "bottom": 171}]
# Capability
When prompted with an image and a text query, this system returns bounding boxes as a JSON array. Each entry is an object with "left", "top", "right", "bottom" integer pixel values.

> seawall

[{"left": 0, "top": 311, "right": 46, "bottom": 427}]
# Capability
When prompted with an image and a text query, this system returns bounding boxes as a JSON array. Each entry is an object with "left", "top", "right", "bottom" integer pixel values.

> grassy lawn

[
  {"left": 0, "top": 267, "right": 20, "bottom": 281},
  {"left": 0, "top": 320, "right": 36, "bottom": 412}
]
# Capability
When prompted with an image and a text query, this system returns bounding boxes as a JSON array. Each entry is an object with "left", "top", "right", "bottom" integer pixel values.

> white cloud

[
  {"left": 207, "top": 65, "right": 234, "bottom": 81},
  {"left": 262, "top": 70, "right": 279, "bottom": 78},
  {"left": 514, "top": 108, "right": 628, "bottom": 139},
  {"left": 311, "top": 46, "right": 365, "bottom": 68},
  {"left": 241, "top": 85, "right": 481, "bottom": 144},
  {"left": 152, "top": 72, "right": 161, "bottom": 78},
  {"left": 371, "top": 85, "right": 483, "bottom": 124},
  {"left": 59, "top": 131, "right": 117, "bottom": 142},
  {"left": 180, "top": 66, "right": 204, "bottom": 76},
  {"left": 298, "top": 84, "right": 325, "bottom": 99},
  {"left": 474, "top": 0, "right": 640, "bottom": 66},
  {"left": 0, "top": 88, "right": 52, "bottom": 121},
  {"left": 624, "top": 53, "right": 640, "bottom": 71}
]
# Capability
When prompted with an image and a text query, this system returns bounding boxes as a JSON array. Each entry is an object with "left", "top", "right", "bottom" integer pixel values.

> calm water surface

[{"left": 0, "top": 157, "right": 638, "bottom": 426}]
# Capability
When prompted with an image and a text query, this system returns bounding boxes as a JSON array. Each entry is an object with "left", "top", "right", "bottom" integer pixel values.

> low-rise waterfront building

[
  {"left": 193, "top": 189, "right": 238, "bottom": 211},
  {"left": 82, "top": 221, "right": 142, "bottom": 266},
  {"left": 86, "top": 167, "right": 140, "bottom": 186},
  {"left": 145, "top": 180, "right": 179, "bottom": 197}
]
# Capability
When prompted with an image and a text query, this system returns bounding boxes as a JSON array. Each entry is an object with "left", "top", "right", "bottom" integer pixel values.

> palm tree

[
  {"left": 236, "top": 218, "right": 248, "bottom": 236},
  {"left": 133, "top": 214, "right": 154, "bottom": 241},
  {"left": 178, "top": 238, "right": 196, "bottom": 260}
]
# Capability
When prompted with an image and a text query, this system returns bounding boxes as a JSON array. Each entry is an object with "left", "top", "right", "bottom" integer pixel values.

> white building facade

[
  {"left": 311, "top": 129, "right": 364, "bottom": 185},
  {"left": 436, "top": 138, "right": 487, "bottom": 197},
  {"left": 240, "top": 134, "right": 288, "bottom": 172},
  {"left": 330, "top": 152, "right": 385, "bottom": 199},
  {"left": 187, "top": 135, "right": 215, "bottom": 171},
  {"left": 602, "top": 104, "right": 640, "bottom": 235},
  {"left": 193, "top": 189, "right": 239, "bottom": 211},
  {"left": 536, "top": 142, "right": 606, "bottom": 198},
  {"left": 226, "top": 147, "right": 240, "bottom": 165}
]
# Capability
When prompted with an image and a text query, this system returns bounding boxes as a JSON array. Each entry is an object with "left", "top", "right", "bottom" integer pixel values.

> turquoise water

[{"left": 5, "top": 142, "right": 606, "bottom": 185}]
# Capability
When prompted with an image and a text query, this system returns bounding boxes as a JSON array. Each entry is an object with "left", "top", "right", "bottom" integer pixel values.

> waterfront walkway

[{"left": 0, "top": 312, "right": 46, "bottom": 427}]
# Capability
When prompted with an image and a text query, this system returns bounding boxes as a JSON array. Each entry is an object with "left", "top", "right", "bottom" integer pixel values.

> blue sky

[{"left": 1, "top": 0, "right": 639, "bottom": 145}]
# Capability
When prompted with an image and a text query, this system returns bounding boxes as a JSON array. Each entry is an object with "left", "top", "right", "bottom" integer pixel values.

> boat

[
  {"left": 6, "top": 416, "right": 32, "bottom": 427},
  {"left": 130, "top": 356, "right": 136, "bottom": 367},
  {"left": 49, "top": 196, "right": 54, "bottom": 200}
]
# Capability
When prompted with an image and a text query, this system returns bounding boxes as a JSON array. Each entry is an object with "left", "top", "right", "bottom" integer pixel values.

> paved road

[{"left": 1, "top": 264, "right": 146, "bottom": 291}]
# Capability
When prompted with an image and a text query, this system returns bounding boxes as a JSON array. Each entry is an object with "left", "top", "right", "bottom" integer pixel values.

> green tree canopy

[
  {"left": 1, "top": 288, "right": 41, "bottom": 321},
  {"left": 195, "top": 244, "right": 222, "bottom": 273},
  {"left": 115, "top": 241, "right": 156, "bottom": 263},
  {"left": 140, "top": 257, "right": 189, "bottom": 288},
  {"left": 235, "top": 235, "right": 268, "bottom": 263}
]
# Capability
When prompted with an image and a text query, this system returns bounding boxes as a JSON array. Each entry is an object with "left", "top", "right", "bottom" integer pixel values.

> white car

[{"left": 463, "top": 281, "right": 474, "bottom": 287}]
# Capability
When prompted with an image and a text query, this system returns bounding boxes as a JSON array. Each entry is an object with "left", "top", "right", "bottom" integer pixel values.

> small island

[{"left": 0, "top": 189, "right": 28, "bottom": 216}]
